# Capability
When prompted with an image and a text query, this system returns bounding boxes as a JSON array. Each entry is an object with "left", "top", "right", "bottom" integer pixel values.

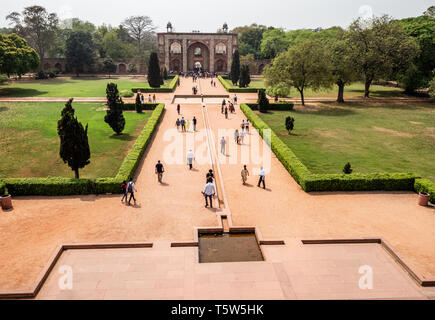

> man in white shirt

[
  {"left": 258, "top": 167, "right": 266, "bottom": 189},
  {"left": 187, "top": 149, "right": 195, "bottom": 170},
  {"left": 202, "top": 179, "right": 216, "bottom": 208}
]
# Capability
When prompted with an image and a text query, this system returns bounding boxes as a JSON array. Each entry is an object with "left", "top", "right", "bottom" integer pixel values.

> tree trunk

[
  {"left": 299, "top": 89, "right": 305, "bottom": 106},
  {"left": 364, "top": 78, "right": 372, "bottom": 98},
  {"left": 337, "top": 81, "right": 345, "bottom": 103},
  {"left": 74, "top": 168, "right": 79, "bottom": 179}
]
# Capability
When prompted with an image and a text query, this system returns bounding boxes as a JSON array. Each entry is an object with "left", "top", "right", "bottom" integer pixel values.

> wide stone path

[{"left": 0, "top": 76, "right": 434, "bottom": 299}]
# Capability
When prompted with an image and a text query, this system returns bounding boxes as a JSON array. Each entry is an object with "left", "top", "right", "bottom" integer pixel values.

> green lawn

[
  {"left": 0, "top": 77, "right": 172, "bottom": 98},
  {"left": 224, "top": 78, "right": 408, "bottom": 98},
  {"left": 257, "top": 102, "right": 435, "bottom": 182},
  {"left": 0, "top": 102, "right": 151, "bottom": 179}
]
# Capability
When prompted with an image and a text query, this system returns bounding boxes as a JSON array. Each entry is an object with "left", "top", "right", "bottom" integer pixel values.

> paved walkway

[
  {"left": 0, "top": 76, "right": 434, "bottom": 299},
  {"left": 36, "top": 241, "right": 433, "bottom": 300}
]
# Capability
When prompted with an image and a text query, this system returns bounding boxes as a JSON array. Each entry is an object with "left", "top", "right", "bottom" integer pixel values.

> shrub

[
  {"left": 105, "top": 83, "right": 126, "bottom": 135},
  {"left": 285, "top": 116, "right": 295, "bottom": 134},
  {"left": 239, "top": 65, "right": 251, "bottom": 88},
  {"left": 0, "top": 74, "right": 10, "bottom": 85},
  {"left": 0, "top": 181, "right": 7, "bottom": 196},
  {"left": 343, "top": 162, "right": 353, "bottom": 174},
  {"left": 123, "top": 103, "right": 158, "bottom": 111},
  {"left": 415, "top": 179, "right": 435, "bottom": 204},
  {"left": 128, "top": 64, "right": 138, "bottom": 74},
  {"left": 148, "top": 52, "right": 161, "bottom": 88},
  {"left": 257, "top": 89, "right": 269, "bottom": 113},
  {"left": 135, "top": 93, "right": 142, "bottom": 113},
  {"left": 247, "top": 103, "right": 294, "bottom": 111},
  {"left": 120, "top": 89, "right": 134, "bottom": 98},
  {"left": 266, "top": 84, "right": 291, "bottom": 98},
  {"left": 35, "top": 70, "right": 48, "bottom": 80}
]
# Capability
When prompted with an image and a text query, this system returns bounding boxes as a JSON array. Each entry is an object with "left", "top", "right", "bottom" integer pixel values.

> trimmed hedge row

[
  {"left": 0, "top": 181, "right": 6, "bottom": 196},
  {"left": 0, "top": 104, "right": 165, "bottom": 196},
  {"left": 247, "top": 103, "right": 294, "bottom": 111},
  {"left": 218, "top": 76, "right": 261, "bottom": 93},
  {"left": 131, "top": 75, "right": 179, "bottom": 93},
  {"left": 123, "top": 103, "right": 159, "bottom": 111},
  {"left": 240, "top": 103, "right": 422, "bottom": 193},
  {"left": 115, "top": 103, "right": 164, "bottom": 181},
  {"left": 415, "top": 179, "right": 435, "bottom": 204}
]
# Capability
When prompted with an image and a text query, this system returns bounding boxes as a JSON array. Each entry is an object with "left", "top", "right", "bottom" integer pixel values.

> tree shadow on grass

[
  {"left": 346, "top": 88, "right": 406, "bottom": 98},
  {"left": 109, "top": 133, "right": 135, "bottom": 141},
  {"left": 0, "top": 88, "right": 49, "bottom": 97},
  {"left": 0, "top": 107, "right": 9, "bottom": 112},
  {"left": 266, "top": 107, "right": 357, "bottom": 117}
]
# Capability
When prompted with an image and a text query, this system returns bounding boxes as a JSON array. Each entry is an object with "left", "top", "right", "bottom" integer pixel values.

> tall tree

[
  {"left": 66, "top": 31, "right": 96, "bottom": 77},
  {"left": 260, "top": 28, "right": 290, "bottom": 59},
  {"left": 148, "top": 52, "right": 161, "bottom": 88},
  {"left": 347, "top": 15, "right": 419, "bottom": 98},
  {"left": 105, "top": 83, "right": 126, "bottom": 135},
  {"left": 239, "top": 65, "right": 251, "bottom": 88},
  {"left": 122, "top": 16, "right": 155, "bottom": 55},
  {"left": 230, "top": 50, "right": 241, "bottom": 85},
  {"left": 327, "top": 37, "right": 358, "bottom": 103},
  {"left": 6, "top": 6, "right": 58, "bottom": 68},
  {"left": 102, "top": 57, "right": 117, "bottom": 78},
  {"left": 0, "top": 33, "right": 39, "bottom": 77},
  {"left": 264, "top": 39, "right": 332, "bottom": 106},
  {"left": 57, "top": 99, "right": 91, "bottom": 179}
]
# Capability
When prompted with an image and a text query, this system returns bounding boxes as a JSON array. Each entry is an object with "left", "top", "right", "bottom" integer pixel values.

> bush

[
  {"left": 2, "top": 104, "right": 166, "bottom": 196},
  {"left": 131, "top": 75, "right": 179, "bottom": 93},
  {"left": 120, "top": 89, "right": 134, "bottom": 98},
  {"left": 128, "top": 64, "right": 138, "bottom": 74},
  {"left": 415, "top": 179, "right": 435, "bottom": 204},
  {"left": 0, "top": 74, "right": 10, "bottom": 85},
  {"left": 218, "top": 76, "right": 259, "bottom": 93},
  {"left": 266, "top": 84, "right": 291, "bottom": 98},
  {"left": 343, "top": 162, "right": 353, "bottom": 174},
  {"left": 247, "top": 103, "right": 294, "bottom": 111},
  {"left": 240, "top": 103, "right": 420, "bottom": 193},
  {"left": 0, "top": 181, "right": 7, "bottom": 196},
  {"left": 123, "top": 103, "right": 158, "bottom": 111},
  {"left": 285, "top": 116, "right": 295, "bottom": 134},
  {"left": 257, "top": 89, "right": 269, "bottom": 113},
  {"left": 35, "top": 70, "right": 49, "bottom": 80}
]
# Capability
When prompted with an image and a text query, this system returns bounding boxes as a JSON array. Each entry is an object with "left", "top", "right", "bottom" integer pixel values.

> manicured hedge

[
  {"left": 0, "top": 181, "right": 7, "bottom": 196},
  {"left": 218, "top": 76, "right": 261, "bottom": 93},
  {"left": 414, "top": 179, "right": 435, "bottom": 204},
  {"left": 247, "top": 103, "right": 294, "bottom": 111},
  {"left": 240, "top": 103, "right": 421, "bottom": 193},
  {"left": 132, "top": 75, "right": 179, "bottom": 93},
  {"left": 1, "top": 104, "right": 165, "bottom": 196},
  {"left": 123, "top": 103, "right": 159, "bottom": 111},
  {"left": 116, "top": 103, "right": 165, "bottom": 181}
]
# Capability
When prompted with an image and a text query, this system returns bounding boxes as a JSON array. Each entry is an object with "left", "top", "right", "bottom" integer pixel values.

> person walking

[
  {"left": 241, "top": 120, "right": 245, "bottom": 131},
  {"left": 181, "top": 117, "right": 186, "bottom": 132},
  {"left": 155, "top": 160, "right": 164, "bottom": 183},
  {"left": 177, "top": 104, "right": 181, "bottom": 115},
  {"left": 245, "top": 120, "right": 250, "bottom": 133},
  {"left": 140, "top": 93, "right": 144, "bottom": 103},
  {"left": 193, "top": 116, "right": 197, "bottom": 131},
  {"left": 127, "top": 179, "right": 137, "bottom": 205},
  {"left": 239, "top": 129, "right": 245, "bottom": 145},
  {"left": 148, "top": 94, "right": 152, "bottom": 103},
  {"left": 241, "top": 166, "right": 250, "bottom": 185},
  {"left": 153, "top": 94, "right": 156, "bottom": 103},
  {"left": 225, "top": 106, "right": 228, "bottom": 119},
  {"left": 187, "top": 149, "right": 195, "bottom": 170},
  {"left": 258, "top": 167, "right": 266, "bottom": 189},
  {"left": 234, "top": 129, "right": 240, "bottom": 144},
  {"left": 234, "top": 94, "right": 238, "bottom": 104},
  {"left": 176, "top": 118, "right": 181, "bottom": 131},
  {"left": 121, "top": 180, "right": 128, "bottom": 202},
  {"left": 220, "top": 137, "right": 226, "bottom": 155},
  {"left": 206, "top": 169, "right": 215, "bottom": 182},
  {"left": 202, "top": 178, "right": 216, "bottom": 208}
]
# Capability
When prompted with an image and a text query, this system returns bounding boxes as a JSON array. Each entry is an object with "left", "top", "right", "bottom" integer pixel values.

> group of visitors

[
  {"left": 121, "top": 180, "right": 137, "bottom": 206},
  {"left": 221, "top": 99, "right": 236, "bottom": 119},
  {"left": 234, "top": 120, "right": 250, "bottom": 145},
  {"left": 136, "top": 90, "right": 156, "bottom": 103},
  {"left": 176, "top": 116, "right": 197, "bottom": 132},
  {"left": 192, "top": 86, "right": 199, "bottom": 95}
]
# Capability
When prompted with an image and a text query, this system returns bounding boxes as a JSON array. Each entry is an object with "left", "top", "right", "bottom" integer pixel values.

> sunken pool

[{"left": 198, "top": 233, "right": 264, "bottom": 263}]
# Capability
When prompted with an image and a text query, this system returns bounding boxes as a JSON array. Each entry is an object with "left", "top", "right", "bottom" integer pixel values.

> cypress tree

[
  {"left": 148, "top": 52, "right": 162, "bottom": 88},
  {"left": 257, "top": 89, "right": 269, "bottom": 113},
  {"left": 57, "top": 99, "right": 91, "bottom": 179},
  {"left": 239, "top": 65, "right": 251, "bottom": 88},
  {"left": 135, "top": 92, "right": 142, "bottom": 113},
  {"left": 230, "top": 50, "right": 240, "bottom": 85},
  {"left": 105, "top": 83, "right": 126, "bottom": 135}
]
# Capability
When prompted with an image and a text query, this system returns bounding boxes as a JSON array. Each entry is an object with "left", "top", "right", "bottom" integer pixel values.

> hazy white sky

[{"left": 0, "top": 0, "right": 433, "bottom": 32}]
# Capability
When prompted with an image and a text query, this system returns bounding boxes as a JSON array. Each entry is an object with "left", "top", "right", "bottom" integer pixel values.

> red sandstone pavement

[{"left": 0, "top": 77, "right": 434, "bottom": 298}]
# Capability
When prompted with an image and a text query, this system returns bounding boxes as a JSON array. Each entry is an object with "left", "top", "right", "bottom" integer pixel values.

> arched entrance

[{"left": 187, "top": 42, "right": 210, "bottom": 72}]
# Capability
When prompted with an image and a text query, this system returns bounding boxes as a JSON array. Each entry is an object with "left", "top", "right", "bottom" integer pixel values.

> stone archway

[
  {"left": 118, "top": 64, "right": 127, "bottom": 74},
  {"left": 187, "top": 42, "right": 210, "bottom": 72}
]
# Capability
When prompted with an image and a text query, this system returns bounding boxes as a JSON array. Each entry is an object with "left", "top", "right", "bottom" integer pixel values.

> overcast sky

[{"left": 0, "top": 0, "right": 432, "bottom": 32}]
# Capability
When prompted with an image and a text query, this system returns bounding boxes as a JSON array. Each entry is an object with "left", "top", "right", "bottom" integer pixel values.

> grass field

[
  {"left": 224, "top": 78, "right": 409, "bottom": 98},
  {"left": 257, "top": 102, "right": 435, "bottom": 182},
  {"left": 0, "top": 102, "right": 151, "bottom": 179},
  {"left": 0, "top": 77, "right": 172, "bottom": 98}
]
